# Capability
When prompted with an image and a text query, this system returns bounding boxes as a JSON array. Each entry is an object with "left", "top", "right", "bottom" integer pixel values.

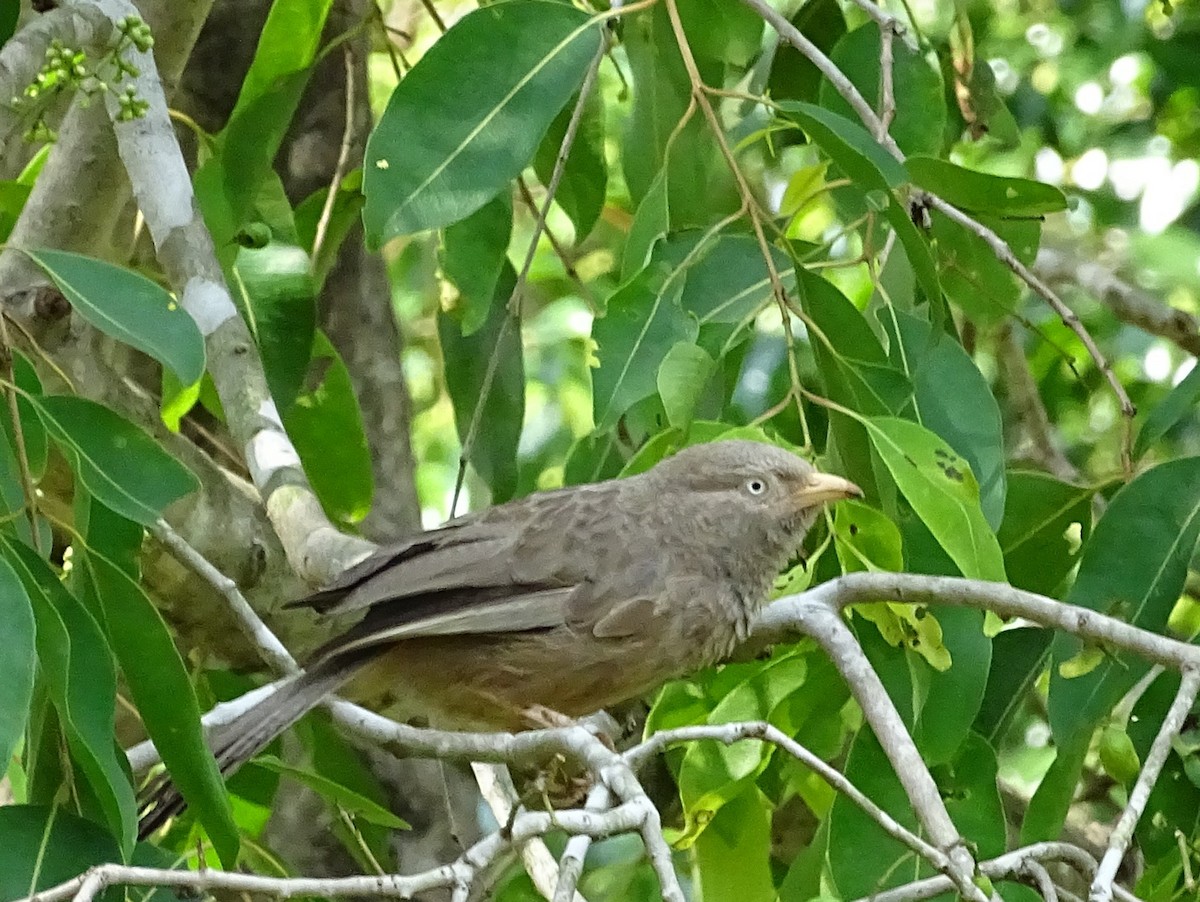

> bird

[{"left": 137, "top": 439, "right": 861, "bottom": 837}]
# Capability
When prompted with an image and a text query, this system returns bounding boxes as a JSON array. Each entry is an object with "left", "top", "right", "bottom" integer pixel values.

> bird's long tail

[{"left": 137, "top": 654, "right": 362, "bottom": 839}]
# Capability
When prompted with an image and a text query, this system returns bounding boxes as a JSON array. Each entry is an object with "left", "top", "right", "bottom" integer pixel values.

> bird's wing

[{"left": 301, "top": 482, "right": 655, "bottom": 657}]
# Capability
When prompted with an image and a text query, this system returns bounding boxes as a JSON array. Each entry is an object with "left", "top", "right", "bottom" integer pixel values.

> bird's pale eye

[{"left": 744, "top": 477, "right": 768, "bottom": 496}]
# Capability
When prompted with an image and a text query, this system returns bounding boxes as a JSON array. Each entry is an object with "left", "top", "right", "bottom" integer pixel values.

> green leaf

[
  {"left": 928, "top": 211, "right": 1041, "bottom": 325},
  {"left": 1021, "top": 737, "right": 1088, "bottom": 843},
  {"left": 998, "top": 472, "right": 1093, "bottom": 597},
  {"left": 884, "top": 196, "right": 944, "bottom": 316},
  {"left": 798, "top": 268, "right": 906, "bottom": 501},
  {"left": 5, "top": 538, "right": 137, "bottom": 853},
  {"left": 0, "top": 180, "right": 31, "bottom": 243},
  {"left": 82, "top": 550, "right": 239, "bottom": 867},
  {"left": 820, "top": 24, "right": 946, "bottom": 157},
  {"left": 1127, "top": 671, "right": 1200, "bottom": 859},
  {"left": 882, "top": 310, "right": 1006, "bottom": 528},
  {"left": 1134, "top": 362, "right": 1200, "bottom": 460},
  {"left": 296, "top": 715, "right": 396, "bottom": 870},
  {"left": 23, "top": 249, "right": 205, "bottom": 385},
  {"left": 563, "top": 431, "right": 624, "bottom": 486},
  {"left": 0, "top": 806, "right": 122, "bottom": 898},
  {"left": 676, "top": 235, "right": 795, "bottom": 355},
  {"left": 32, "top": 395, "right": 198, "bottom": 527},
  {"left": 975, "top": 627, "right": 1053, "bottom": 744},
  {"left": 621, "top": 3, "right": 739, "bottom": 228},
  {"left": 775, "top": 100, "right": 908, "bottom": 191},
  {"left": 363, "top": 1, "right": 603, "bottom": 243},
  {"left": 253, "top": 756, "right": 410, "bottom": 830},
  {"left": 674, "top": 0, "right": 764, "bottom": 66},
  {"left": 294, "top": 169, "right": 366, "bottom": 291},
  {"left": 232, "top": 240, "right": 317, "bottom": 412},
  {"left": 680, "top": 655, "right": 808, "bottom": 816},
  {"left": 865, "top": 416, "right": 1005, "bottom": 581},
  {"left": 218, "top": 0, "right": 333, "bottom": 231},
  {"left": 907, "top": 156, "right": 1067, "bottom": 217},
  {"left": 593, "top": 258, "right": 698, "bottom": 431},
  {"left": 766, "top": 0, "right": 846, "bottom": 106},
  {"left": 441, "top": 192, "right": 514, "bottom": 336},
  {"left": 285, "top": 332, "right": 375, "bottom": 525},
  {"left": 834, "top": 500, "right": 904, "bottom": 572},
  {"left": 941, "top": 733, "right": 1006, "bottom": 860},
  {"left": 0, "top": 555, "right": 33, "bottom": 774},
  {"left": 533, "top": 86, "right": 606, "bottom": 242},
  {"left": 692, "top": 789, "right": 775, "bottom": 902},
  {"left": 1049, "top": 457, "right": 1200, "bottom": 748},
  {"left": 622, "top": 166, "right": 670, "bottom": 281},
  {"left": 657, "top": 343, "right": 715, "bottom": 430},
  {"left": 439, "top": 263, "right": 524, "bottom": 503},
  {"left": 4, "top": 350, "right": 46, "bottom": 478},
  {"left": 230, "top": 0, "right": 332, "bottom": 123},
  {"left": 828, "top": 730, "right": 919, "bottom": 897}
]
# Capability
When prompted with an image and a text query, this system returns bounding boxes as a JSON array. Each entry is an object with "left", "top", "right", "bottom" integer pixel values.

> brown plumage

[{"left": 138, "top": 440, "right": 860, "bottom": 837}]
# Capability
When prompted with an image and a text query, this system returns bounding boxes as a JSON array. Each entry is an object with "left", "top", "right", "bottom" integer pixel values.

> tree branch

[
  {"left": 1089, "top": 668, "right": 1200, "bottom": 902},
  {"left": 1037, "top": 245, "right": 1200, "bottom": 358}
]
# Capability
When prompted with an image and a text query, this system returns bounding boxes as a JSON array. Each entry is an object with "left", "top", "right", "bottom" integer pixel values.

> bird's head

[{"left": 650, "top": 439, "right": 863, "bottom": 547}]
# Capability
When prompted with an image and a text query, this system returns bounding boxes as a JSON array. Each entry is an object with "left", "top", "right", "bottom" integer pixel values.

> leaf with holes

[{"left": 865, "top": 416, "right": 1005, "bottom": 581}]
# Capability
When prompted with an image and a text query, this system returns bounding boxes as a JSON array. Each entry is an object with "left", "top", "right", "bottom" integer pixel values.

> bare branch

[
  {"left": 628, "top": 721, "right": 947, "bottom": 870},
  {"left": 1090, "top": 668, "right": 1200, "bottom": 902},
  {"left": 924, "top": 195, "right": 1135, "bottom": 473},
  {"left": 24, "top": 804, "right": 650, "bottom": 902},
  {"left": 1037, "top": 246, "right": 1200, "bottom": 357},
  {"left": 310, "top": 44, "right": 357, "bottom": 265},
  {"left": 742, "top": 0, "right": 1135, "bottom": 473},
  {"left": 554, "top": 784, "right": 612, "bottom": 902},
  {"left": 996, "top": 322, "right": 1082, "bottom": 481},
  {"left": 858, "top": 842, "right": 1109, "bottom": 902},
  {"left": 1022, "top": 859, "right": 1060, "bottom": 902},
  {"left": 738, "top": 0, "right": 900, "bottom": 157},
  {"left": 761, "top": 572, "right": 1200, "bottom": 673},
  {"left": 472, "top": 761, "right": 591, "bottom": 902}
]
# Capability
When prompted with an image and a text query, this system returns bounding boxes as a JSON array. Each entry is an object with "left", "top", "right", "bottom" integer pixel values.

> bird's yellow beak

[{"left": 794, "top": 472, "right": 863, "bottom": 508}]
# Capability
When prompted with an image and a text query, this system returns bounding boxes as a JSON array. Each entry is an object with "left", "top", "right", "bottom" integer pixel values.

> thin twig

[
  {"left": 1022, "top": 860, "right": 1060, "bottom": 902},
  {"left": 28, "top": 805, "right": 649, "bottom": 902},
  {"left": 628, "top": 722, "right": 948, "bottom": 870},
  {"left": 1089, "top": 668, "right": 1200, "bottom": 902},
  {"left": 996, "top": 323, "right": 1081, "bottom": 482},
  {"left": 0, "top": 310, "right": 40, "bottom": 551},
  {"left": 450, "top": 37, "right": 608, "bottom": 514},
  {"left": 311, "top": 44, "right": 357, "bottom": 266},
  {"left": 845, "top": 0, "right": 916, "bottom": 49},
  {"left": 742, "top": 0, "right": 1136, "bottom": 475},
  {"left": 739, "top": 0, "right": 899, "bottom": 157},
  {"left": 416, "top": 0, "right": 446, "bottom": 32},
  {"left": 877, "top": 23, "right": 896, "bottom": 139},
  {"left": 515, "top": 176, "right": 596, "bottom": 307},
  {"left": 149, "top": 518, "right": 298, "bottom": 675},
  {"left": 925, "top": 194, "right": 1136, "bottom": 475},
  {"left": 471, "top": 762, "right": 591, "bottom": 902},
  {"left": 1037, "top": 246, "right": 1200, "bottom": 358},
  {"left": 663, "top": 0, "right": 814, "bottom": 447},
  {"left": 858, "top": 842, "right": 1107, "bottom": 902}
]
